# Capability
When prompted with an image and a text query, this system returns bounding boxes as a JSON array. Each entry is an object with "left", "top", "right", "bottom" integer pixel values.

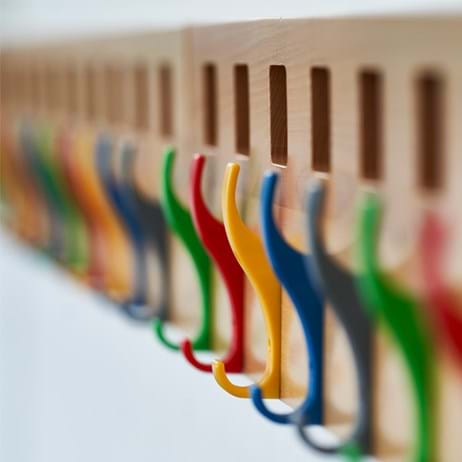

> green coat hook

[
  {"left": 356, "top": 192, "right": 435, "bottom": 462},
  {"left": 153, "top": 147, "right": 212, "bottom": 351},
  {"left": 37, "top": 126, "right": 89, "bottom": 275}
]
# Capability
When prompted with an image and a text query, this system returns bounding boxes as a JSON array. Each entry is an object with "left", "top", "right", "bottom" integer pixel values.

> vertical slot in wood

[
  {"left": 67, "top": 67, "right": 78, "bottom": 115},
  {"left": 234, "top": 64, "right": 250, "bottom": 155},
  {"left": 311, "top": 67, "right": 331, "bottom": 172},
  {"left": 45, "top": 67, "right": 58, "bottom": 112},
  {"left": 85, "top": 65, "right": 97, "bottom": 122},
  {"left": 134, "top": 64, "right": 149, "bottom": 131},
  {"left": 417, "top": 72, "right": 444, "bottom": 190},
  {"left": 30, "top": 66, "right": 40, "bottom": 111},
  {"left": 359, "top": 70, "right": 383, "bottom": 180},
  {"left": 203, "top": 63, "right": 217, "bottom": 145},
  {"left": 159, "top": 64, "right": 173, "bottom": 137},
  {"left": 105, "top": 66, "right": 124, "bottom": 126},
  {"left": 269, "top": 65, "right": 288, "bottom": 166}
]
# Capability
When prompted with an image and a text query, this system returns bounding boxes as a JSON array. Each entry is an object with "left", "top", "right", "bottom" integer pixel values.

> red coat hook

[
  {"left": 180, "top": 154, "right": 245, "bottom": 373},
  {"left": 421, "top": 211, "right": 462, "bottom": 368}
]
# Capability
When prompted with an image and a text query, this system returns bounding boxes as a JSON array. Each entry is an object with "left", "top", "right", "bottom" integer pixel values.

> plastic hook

[
  {"left": 19, "top": 123, "right": 66, "bottom": 261},
  {"left": 250, "top": 170, "right": 323, "bottom": 423},
  {"left": 357, "top": 192, "right": 435, "bottom": 462},
  {"left": 95, "top": 138, "right": 156, "bottom": 321},
  {"left": 421, "top": 211, "right": 462, "bottom": 368},
  {"left": 58, "top": 128, "right": 105, "bottom": 288},
  {"left": 153, "top": 147, "right": 212, "bottom": 351},
  {"left": 180, "top": 154, "right": 245, "bottom": 372},
  {"left": 296, "top": 177, "right": 373, "bottom": 458},
  {"left": 129, "top": 185, "right": 170, "bottom": 322},
  {"left": 212, "top": 162, "right": 281, "bottom": 398}
]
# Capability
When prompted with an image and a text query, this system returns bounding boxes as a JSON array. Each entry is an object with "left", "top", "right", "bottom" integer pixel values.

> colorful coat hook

[
  {"left": 212, "top": 163, "right": 281, "bottom": 398},
  {"left": 20, "top": 124, "right": 67, "bottom": 261},
  {"left": 95, "top": 138, "right": 154, "bottom": 319},
  {"left": 297, "top": 178, "right": 373, "bottom": 458},
  {"left": 357, "top": 193, "right": 435, "bottom": 462},
  {"left": 58, "top": 128, "right": 105, "bottom": 288},
  {"left": 181, "top": 154, "right": 245, "bottom": 372},
  {"left": 129, "top": 184, "right": 170, "bottom": 321},
  {"left": 250, "top": 170, "right": 323, "bottom": 424},
  {"left": 39, "top": 125, "right": 89, "bottom": 274},
  {"left": 153, "top": 147, "right": 212, "bottom": 351},
  {"left": 421, "top": 211, "right": 462, "bottom": 368},
  {"left": 73, "top": 131, "right": 134, "bottom": 301}
]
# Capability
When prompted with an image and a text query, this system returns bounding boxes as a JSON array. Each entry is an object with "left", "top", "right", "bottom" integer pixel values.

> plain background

[{"left": 1, "top": 2, "right": 462, "bottom": 461}]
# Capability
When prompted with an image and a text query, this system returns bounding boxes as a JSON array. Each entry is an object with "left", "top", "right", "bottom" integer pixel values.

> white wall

[{"left": 0, "top": 231, "right": 338, "bottom": 462}]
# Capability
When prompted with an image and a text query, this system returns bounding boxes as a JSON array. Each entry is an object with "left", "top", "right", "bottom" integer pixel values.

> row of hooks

[{"left": 1, "top": 62, "right": 461, "bottom": 462}]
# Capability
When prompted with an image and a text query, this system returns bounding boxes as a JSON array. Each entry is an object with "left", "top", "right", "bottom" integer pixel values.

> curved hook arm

[
  {"left": 59, "top": 130, "right": 105, "bottom": 289},
  {"left": 212, "top": 163, "right": 281, "bottom": 398},
  {"left": 95, "top": 138, "right": 146, "bottom": 310},
  {"left": 357, "top": 193, "right": 435, "bottom": 462},
  {"left": 181, "top": 154, "right": 245, "bottom": 372},
  {"left": 421, "top": 212, "right": 462, "bottom": 367},
  {"left": 250, "top": 171, "right": 323, "bottom": 424},
  {"left": 122, "top": 145, "right": 171, "bottom": 321},
  {"left": 19, "top": 124, "right": 65, "bottom": 260},
  {"left": 296, "top": 178, "right": 373, "bottom": 456},
  {"left": 153, "top": 147, "right": 212, "bottom": 351}
]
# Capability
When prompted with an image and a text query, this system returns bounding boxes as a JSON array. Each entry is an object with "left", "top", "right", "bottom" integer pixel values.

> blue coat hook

[
  {"left": 297, "top": 178, "right": 373, "bottom": 459},
  {"left": 250, "top": 170, "right": 324, "bottom": 425},
  {"left": 126, "top": 157, "right": 170, "bottom": 322},
  {"left": 95, "top": 135, "right": 149, "bottom": 320}
]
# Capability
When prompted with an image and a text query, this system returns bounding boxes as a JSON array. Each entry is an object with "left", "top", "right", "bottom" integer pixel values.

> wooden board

[{"left": 2, "top": 18, "right": 462, "bottom": 461}]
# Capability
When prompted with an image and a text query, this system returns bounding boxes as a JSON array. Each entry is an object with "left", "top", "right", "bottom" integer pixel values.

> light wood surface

[{"left": 2, "top": 17, "right": 461, "bottom": 461}]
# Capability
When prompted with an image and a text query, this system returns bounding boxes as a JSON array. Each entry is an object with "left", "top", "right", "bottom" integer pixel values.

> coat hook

[
  {"left": 96, "top": 138, "right": 156, "bottom": 321},
  {"left": 122, "top": 144, "right": 170, "bottom": 321},
  {"left": 180, "top": 154, "right": 245, "bottom": 372},
  {"left": 250, "top": 170, "right": 323, "bottom": 423},
  {"left": 153, "top": 147, "right": 212, "bottom": 351},
  {"left": 58, "top": 128, "right": 105, "bottom": 289},
  {"left": 129, "top": 185, "right": 170, "bottom": 322},
  {"left": 421, "top": 211, "right": 462, "bottom": 368},
  {"left": 39, "top": 126, "right": 89, "bottom": 275},
  {"left": 19, "top": 124, "right": 67, "bottom": 261},
  {"left": 75, "top": 132, "right": 133, "bottom": 301},
  {"left": 296, "top": 177, "right": 373, "bottom": 457},
  {"left": 212, "top": 163, "right": 281, "bottom": 398},
  {"left": 357, "top": 192, "right": 435, "bottom": 462}
]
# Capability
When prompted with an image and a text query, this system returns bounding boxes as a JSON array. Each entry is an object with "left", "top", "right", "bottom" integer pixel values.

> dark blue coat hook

[
  {"left": 298, "top": 178, "right": 373, "bottom": 459},
  {"left": 127, "top": 156, "right": 170, "bottom": 322},
  {"left": 250, "top": 170, "right": 324, "bottom": 425},
  {"left": 95, "top": 135, "right": 150, "bottom": 320}
]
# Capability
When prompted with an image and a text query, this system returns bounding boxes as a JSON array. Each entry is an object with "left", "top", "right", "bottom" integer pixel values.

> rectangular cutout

[
  {"left": 45, "top": 67, "right": 58, "bottom": 112},
  {"left": 311, "top": 67, "right": 331, "bottom": 172},
  {"left": 159, "top": 64, "right": 173, "bottom": 137},
  {"left": 134, "top": 64, "right": 149, "bottom": 131},
  {"left": 105, "top": 66, "right": 124, "bottom": 125},
  {"left": 203, "top": 63, "right": 217, "bottom": 145},
  {"left": 417, "top": 72, "right": 444, "bottom": 190},
  {"left": 269, "top": 65, "right": 288, "bottom": 166},
  {"left": 30, "top": 66, "right": 40, "bottom": 110},
  {"left": 67, "top": 67, "right": 78, "bottom": 115},
  {"left": 85, "top": 66, "right": 97, "bottom": 121},
  {"left": 234, "top": 64, "right": 250, "bottom": 155},
  {"left": 359, "top": 70, "right": 383, "bottom": 180}
]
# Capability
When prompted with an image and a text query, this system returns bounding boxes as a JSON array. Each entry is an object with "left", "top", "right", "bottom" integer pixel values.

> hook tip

[{"left": 181, "top": 339, "right": 213, "bottom": 372}]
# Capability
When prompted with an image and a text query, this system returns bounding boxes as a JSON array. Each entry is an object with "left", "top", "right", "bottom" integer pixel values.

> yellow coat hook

[{"left": 212, "top": 162, "right": 281, "bottom": 398}]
